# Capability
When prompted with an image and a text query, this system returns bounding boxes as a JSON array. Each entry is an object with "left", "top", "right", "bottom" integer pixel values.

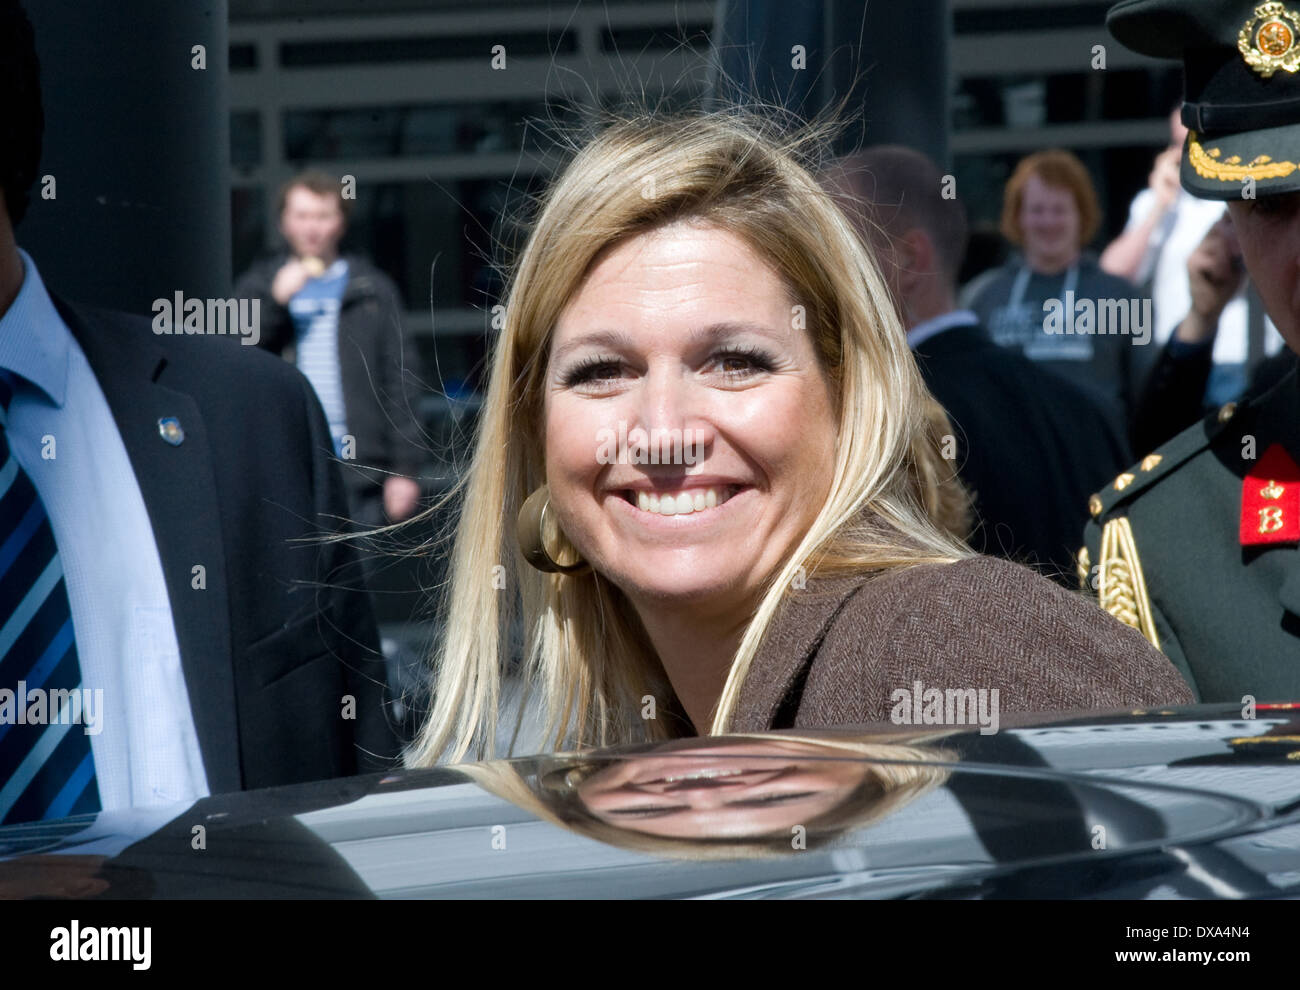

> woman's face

[
  {"left": 575, "top": 739, "right": 873, "bottom": 839},
  {"left": 1018, "top": 174, "right": 1082, "bottom": 271},
  {"left": 542, "top": 220, "right": 837, "bottom": 619}
]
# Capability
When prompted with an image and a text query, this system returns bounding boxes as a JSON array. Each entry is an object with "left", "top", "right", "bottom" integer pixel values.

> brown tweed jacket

[{"left": 730, "top": 555, "right": 1195, "bottom": 732}]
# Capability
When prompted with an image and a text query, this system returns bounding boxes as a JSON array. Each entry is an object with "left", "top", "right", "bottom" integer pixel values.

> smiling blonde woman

[{"left": 406, "top": 106, "right": 1193, "bottom": 767}]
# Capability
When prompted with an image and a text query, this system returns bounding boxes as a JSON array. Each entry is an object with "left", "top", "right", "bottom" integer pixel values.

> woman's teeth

[
  {"left": 655, "top": 768, "right": 747, "bottom": 783},
  {"left": 632, "top": 487, "right": 735, "bottom": 516}
]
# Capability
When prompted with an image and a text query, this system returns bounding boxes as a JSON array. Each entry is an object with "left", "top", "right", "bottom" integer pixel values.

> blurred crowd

[{"left": 828, "top": 115, "right": 1294, "bottom": 588}]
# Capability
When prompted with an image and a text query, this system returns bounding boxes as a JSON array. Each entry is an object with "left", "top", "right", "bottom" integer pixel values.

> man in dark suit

[
  {"left": 822, "top": 146, "right": 1133, "bottom": 585},
  {"left": 0, "top": 0, "right": 398, "bottom": 826}
]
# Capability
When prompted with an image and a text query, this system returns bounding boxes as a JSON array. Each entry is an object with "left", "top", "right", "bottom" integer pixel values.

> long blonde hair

[{"left": 406, "top": 103, "right": 974, "bottom": 767}]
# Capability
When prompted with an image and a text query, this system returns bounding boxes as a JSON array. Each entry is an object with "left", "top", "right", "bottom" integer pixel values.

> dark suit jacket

[
  {"left": 1131, "top": 337, "right": 1298, "bottom": 454},
  {"left": 913, "top": 320, "right": 1132, "bottom": 584},
  {"left": 233, "top": 253, "right": 425, "bottom": 524},
  {"left": 57, "top": 298, "right": 401, "bottom": 793},
  {"left": 730, "top": 555, "right": 1195, "bottom": 732}
]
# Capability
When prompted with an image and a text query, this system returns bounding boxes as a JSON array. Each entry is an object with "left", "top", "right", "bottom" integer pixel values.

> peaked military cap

[{"left": 1108, "top": 0, "right": 1300, "bottom": 199}]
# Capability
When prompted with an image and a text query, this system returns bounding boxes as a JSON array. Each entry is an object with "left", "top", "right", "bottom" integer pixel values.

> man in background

[
  {"left": 824, "top": 146, "right": 1132, "bottom": 585},
  {"left": 234, "top": 172, "right": 424, "bottom": 528},
  {"left": 960, "top": 150, "right": 1152, "bottom": 424}
]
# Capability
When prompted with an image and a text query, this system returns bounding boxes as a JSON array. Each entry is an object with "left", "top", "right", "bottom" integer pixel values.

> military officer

[{"left": 1084, "top": 0, "right": 1300, "bottom": 702}]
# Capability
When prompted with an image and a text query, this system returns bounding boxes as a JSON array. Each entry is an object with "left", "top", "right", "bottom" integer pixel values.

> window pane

[
  {"left": 279, "top": 30, "right": 575, "bottom": 68},
  {"left": 231, "top": 110, "right": 262, "bottom": 167},
  {"left": 283, "top": 100, "right": 579, "bottom": 161}
]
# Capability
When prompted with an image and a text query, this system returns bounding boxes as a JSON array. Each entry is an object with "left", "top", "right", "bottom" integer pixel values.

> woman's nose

[{"left": 628, "top": 368, "right": 715, "bottom": 465}]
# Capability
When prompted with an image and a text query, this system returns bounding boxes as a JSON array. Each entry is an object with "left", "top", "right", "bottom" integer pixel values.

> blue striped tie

[{"left": 0, "top": 378, "right": 100, "bottom": 824}]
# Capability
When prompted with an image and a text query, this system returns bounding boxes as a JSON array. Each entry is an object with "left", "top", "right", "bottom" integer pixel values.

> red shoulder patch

[{"left": 1241, "top": 443, "right": 1300, "bottom": 545}]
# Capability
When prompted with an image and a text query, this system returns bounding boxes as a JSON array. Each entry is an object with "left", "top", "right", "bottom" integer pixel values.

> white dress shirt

[{"left": 0, "top": 249, "right": 210, "bottom": 811}]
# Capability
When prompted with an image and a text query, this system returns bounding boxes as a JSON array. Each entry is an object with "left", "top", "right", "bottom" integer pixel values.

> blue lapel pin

[{"left": 158, "top": 416, "right": 185, "bottom": 446}]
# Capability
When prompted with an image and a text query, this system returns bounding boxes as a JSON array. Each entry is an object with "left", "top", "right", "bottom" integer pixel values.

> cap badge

[{"left": 1240, "top": 2, "right": 1300, "bottom": 77}]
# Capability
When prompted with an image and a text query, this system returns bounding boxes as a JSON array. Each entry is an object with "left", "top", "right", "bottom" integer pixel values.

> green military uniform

[
  {"left": 1086, "top": 0, "right": 1300, "bottom": 701},
  {"left": 1081, "top": 368, "right": 1300, "bottom": 701}
]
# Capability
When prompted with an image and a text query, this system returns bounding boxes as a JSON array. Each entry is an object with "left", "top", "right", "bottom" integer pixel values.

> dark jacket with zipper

[{"left": 233, "top": 253, "right": 425, "bottom": 521}]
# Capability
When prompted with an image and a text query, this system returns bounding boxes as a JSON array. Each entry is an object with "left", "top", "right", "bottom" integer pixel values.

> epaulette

[
  {"left": 1092, "top": 400, "right": 1246, "bottom": 522},
  {"left": 1077, "top": 399, "right": 1248, "bottom": 648}
]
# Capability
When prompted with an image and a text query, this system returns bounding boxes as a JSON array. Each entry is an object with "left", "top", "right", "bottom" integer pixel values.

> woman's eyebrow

[
  {"left": 551, "top": 321, "right": 786, "bottom": 365},
  {"left": 550, "top": 329, "right": 627, "bottom": 364}
]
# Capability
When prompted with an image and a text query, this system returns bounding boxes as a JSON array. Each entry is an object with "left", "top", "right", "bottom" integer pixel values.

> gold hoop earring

[{"left": 516, "top": 484, "right": 591, "bottom": 575}]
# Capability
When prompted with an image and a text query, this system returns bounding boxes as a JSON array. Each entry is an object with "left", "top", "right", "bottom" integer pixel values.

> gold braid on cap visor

[{"left": 1188, "top": 131, "right": 1300, "bottom": 182}]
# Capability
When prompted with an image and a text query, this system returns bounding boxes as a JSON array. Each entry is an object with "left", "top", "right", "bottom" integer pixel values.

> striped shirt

[{"left": 288, "top": 258, "right": 350, "bottom": 456}]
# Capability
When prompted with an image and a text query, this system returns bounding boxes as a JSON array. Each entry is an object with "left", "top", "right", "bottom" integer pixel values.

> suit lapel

[
  {"left": 732, "top": 572, "right": 873, "bottom": 731},
  {"left": 55, "top": 298, "right": 243, "bottom": 794}
]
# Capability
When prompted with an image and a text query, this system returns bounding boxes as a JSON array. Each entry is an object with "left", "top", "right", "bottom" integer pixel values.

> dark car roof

[{"left": 3, "top": 704, "right": 1299, "bottom": 899}]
